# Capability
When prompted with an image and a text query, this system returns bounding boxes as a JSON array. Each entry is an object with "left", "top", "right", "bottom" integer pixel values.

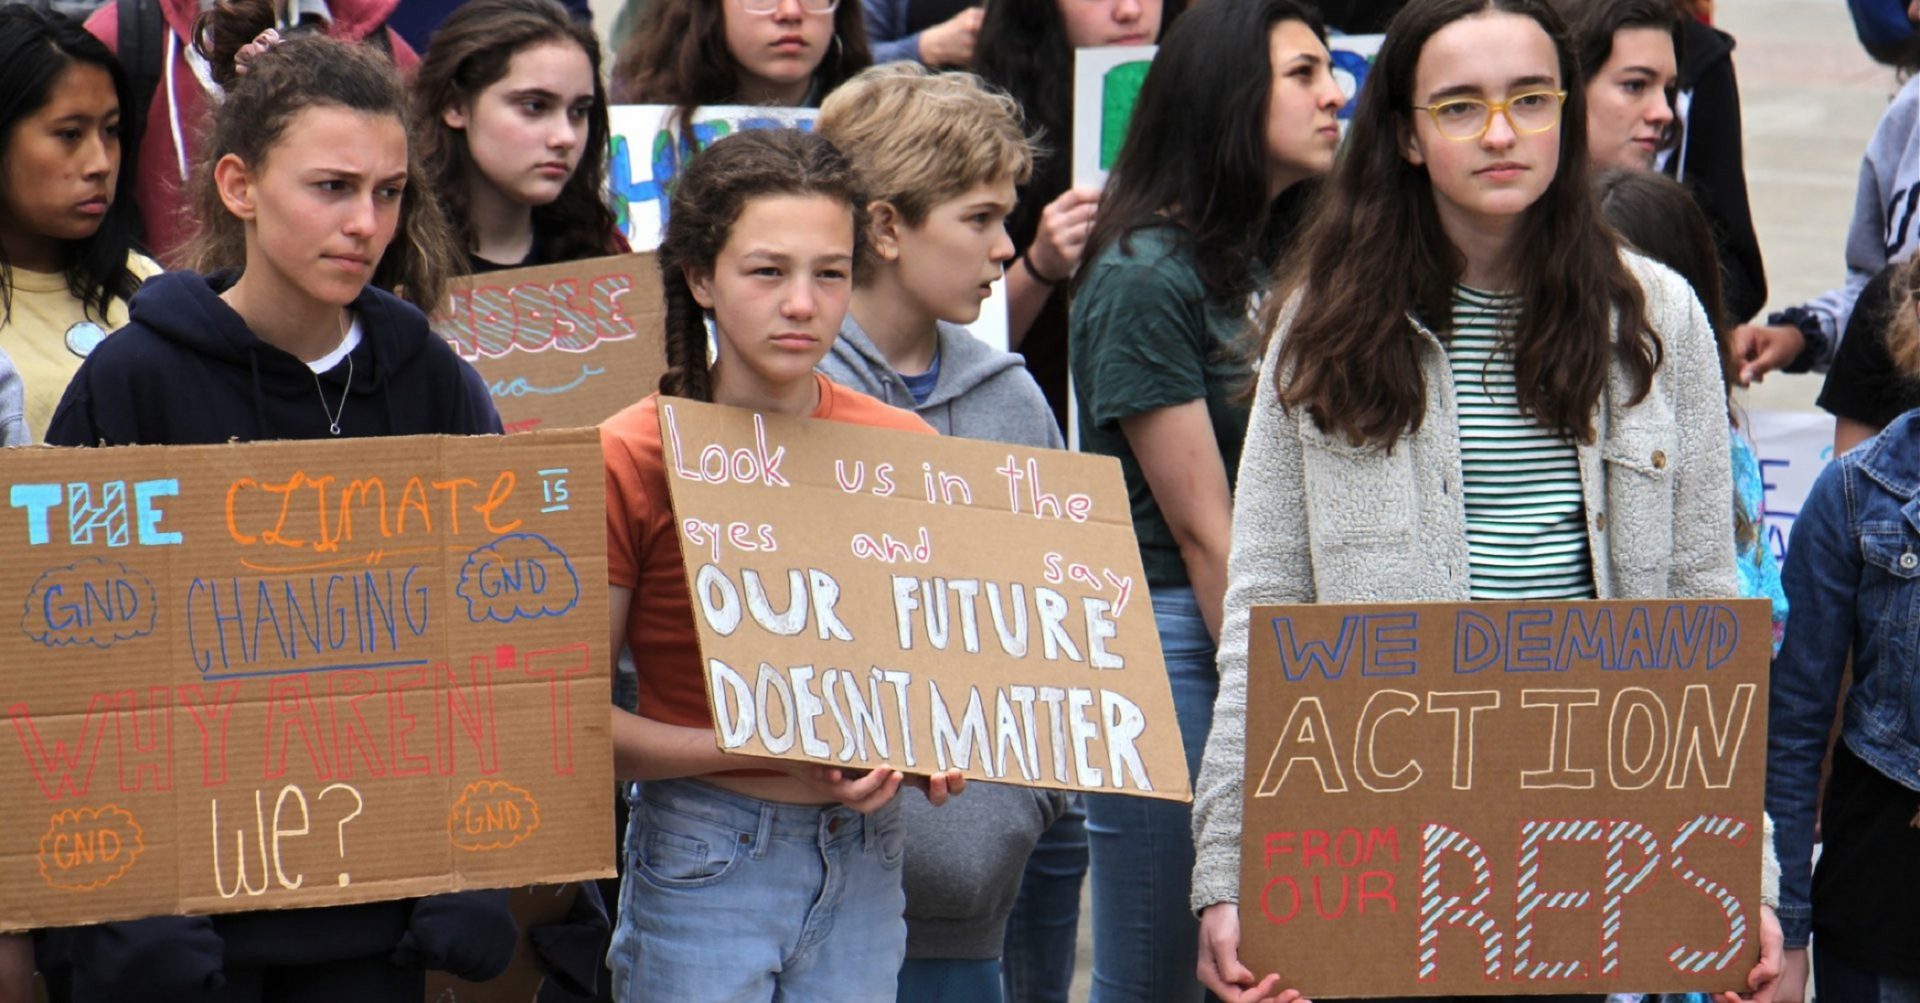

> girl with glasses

[
  {"left": 1185, "top": 0, "right": 1762, "bottom": 999},
  {"left": 612, "top": 0, "right": 871, "bottom": 113}
]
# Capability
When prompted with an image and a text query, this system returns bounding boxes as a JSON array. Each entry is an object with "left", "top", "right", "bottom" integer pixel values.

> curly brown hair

[{"left": 184, "top": 0, "right": 463, "bottom": 311}]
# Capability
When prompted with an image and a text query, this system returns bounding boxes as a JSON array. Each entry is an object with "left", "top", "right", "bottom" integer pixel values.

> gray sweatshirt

[
  {"left": 0, "top": 347, "right": 24, "bottom": 446},
  {"left": 1770, "top": 72, "right": 1920, "bottom": 371},
  {"left": 818, "top": 310, "right": 1070, "bottom": 959},
  {"left": 819, "top": 312, "right": 1065, "bottom": 448}
]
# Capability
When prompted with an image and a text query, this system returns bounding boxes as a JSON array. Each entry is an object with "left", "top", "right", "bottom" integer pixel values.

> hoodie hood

[
  {"left": 820, "top": 312, "right": 1063, "bottom": 449},
  {"left": 45, "top": 268, "right": 501, "bottom": 447},
  {"left": 127, "top": 269, "right": 433, "bottom": 400}
]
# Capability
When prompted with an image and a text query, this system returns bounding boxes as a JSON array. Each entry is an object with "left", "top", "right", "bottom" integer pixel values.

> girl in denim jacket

[{"left": 1768, "top": 254, "right": 1920, "bottom": 1003}]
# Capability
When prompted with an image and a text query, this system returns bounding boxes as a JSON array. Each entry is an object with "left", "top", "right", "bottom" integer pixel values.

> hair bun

[{"left": 194, "top": 0, "right": 278, "bottom": 90}]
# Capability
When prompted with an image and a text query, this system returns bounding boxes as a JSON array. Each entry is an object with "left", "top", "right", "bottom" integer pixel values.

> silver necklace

[{"left": 314, "top": 310, "right": 352, "bottom": 435}]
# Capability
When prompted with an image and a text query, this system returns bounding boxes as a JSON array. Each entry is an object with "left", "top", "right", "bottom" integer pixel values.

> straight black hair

[{"left": 0, "top": 4, "right": 144, "bottom": 323}]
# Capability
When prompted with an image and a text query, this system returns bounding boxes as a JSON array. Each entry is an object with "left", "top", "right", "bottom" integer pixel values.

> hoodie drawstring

[{"left": 246, "top": 349, "right": 268, "bottom": 435}]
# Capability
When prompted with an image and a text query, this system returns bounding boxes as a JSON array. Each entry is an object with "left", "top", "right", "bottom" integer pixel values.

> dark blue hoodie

[
  {"left": 47, "top": 270, "right": 502, "bottom": 445},
  {"left": 36, "top": 271, "right": 515, "bottom": 1001}
]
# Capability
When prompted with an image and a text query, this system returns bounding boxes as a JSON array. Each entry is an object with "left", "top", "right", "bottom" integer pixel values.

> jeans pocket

[
  {"left": 876, "top": 802, "right": 905, "bottom": 870},
  {"left": 633, "top": 807, "right": 746, "bottom": 888}
]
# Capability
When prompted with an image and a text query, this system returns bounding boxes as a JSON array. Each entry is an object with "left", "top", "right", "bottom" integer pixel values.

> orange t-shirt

[{"left": 602, "top": 374, "right": 936, "bottom": 739}]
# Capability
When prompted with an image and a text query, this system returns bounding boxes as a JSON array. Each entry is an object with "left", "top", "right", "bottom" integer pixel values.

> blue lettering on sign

[
  {"left": 609, "top": 115, "right": 817, "bottom": 240},
  {"left": 9, "top": 479, "right": 182, "bottom": 547},
  {"left": 185, "top": 568, "right": 432, "bottom": 677},
  {"left": 487, "top": 364, "right": 606, "bottom": 400},
  {"left": 22, "top": 558, "right": 160, "bottom": 648},
  {"left": 1268, "top": 612, "right": 1422, "bottom": 681},
  {"left": 1453, "top": 605, "right": 1741, "bottom": 673},
  {"left": 456, "top": 533, "right": 581, "bottom": 624}
]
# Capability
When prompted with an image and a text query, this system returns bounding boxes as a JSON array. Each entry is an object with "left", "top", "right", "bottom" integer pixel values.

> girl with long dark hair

[
  {"left": 1184, "top": 1, "right": 1770, "bottom": 999},
  {"left": 1067, "top": 0, "right": 1343, "bottom": 998},
  {"left": 412, "top": 0, "right": 622, "bottom": 273},
  {"left": 0, "top": 5, "right": 155, "bottom": 443},
  {"left": 612, "top": 0, "right": 871, "bottom": 111}
]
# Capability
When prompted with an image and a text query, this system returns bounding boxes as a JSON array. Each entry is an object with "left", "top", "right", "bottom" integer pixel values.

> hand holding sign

[{"left": 660, "top": 398, "right": 1187, "bottom": 799}]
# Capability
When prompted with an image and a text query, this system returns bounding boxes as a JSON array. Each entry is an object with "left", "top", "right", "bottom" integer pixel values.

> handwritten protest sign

[
  {"left": 1331, "top": 34, "right": 1385, "bottom": 121},
  {"left": 1746, "top": 410, "right": 1836, "bottom": 561},
  {"left": 1239, "top": 599, "right": 1770, "bottom": 997},
  {"left": 659, "top": 398, "right": 1187, "bottom": 799},
  {"left": 0, "top": 431, "right": 612, "bottom": 931},
  {"left": 607, "top": 105, "right": 818, "bottom": 252},
  {"left": 437, "top": 255, "right": 666, "bottom": 434}
]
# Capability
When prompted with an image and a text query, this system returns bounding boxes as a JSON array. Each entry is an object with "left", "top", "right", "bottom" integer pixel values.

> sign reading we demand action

[
  {"left": 0, "top": 432, "right": 612, "bottom": 931},
  {"left": 660, "top": 399, "right": 1188, "bottom": 800},
  {"left": 1240, "top": 599, "right": 1772, "bottom": 997}
]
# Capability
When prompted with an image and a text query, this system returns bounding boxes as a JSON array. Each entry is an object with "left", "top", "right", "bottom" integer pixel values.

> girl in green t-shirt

[{"left": 1066, "top": 1, "right": 1346, "bottom": 998}]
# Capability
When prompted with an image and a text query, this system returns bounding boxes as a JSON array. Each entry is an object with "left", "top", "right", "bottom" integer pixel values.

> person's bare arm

[{"left": 1119, "top": 401, "right": 1233, "bottom": 640}]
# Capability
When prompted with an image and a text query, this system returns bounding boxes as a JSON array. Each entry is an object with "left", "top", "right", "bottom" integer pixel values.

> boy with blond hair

[{"left": 817, "top": 63, "right": 1077, "bottom": 1002}]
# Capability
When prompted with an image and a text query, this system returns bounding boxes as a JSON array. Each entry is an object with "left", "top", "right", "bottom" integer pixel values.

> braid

[
  {"left": 657, "top": 268, "right": 713, "bottom": 401},
  {"left": 653, "top": 129, "right": 867, "bottom": 403}
]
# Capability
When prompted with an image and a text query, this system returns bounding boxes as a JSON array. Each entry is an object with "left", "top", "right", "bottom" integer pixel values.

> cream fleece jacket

[{"left": 1189, "top": 253, "right": 1757, "bottom": 912}]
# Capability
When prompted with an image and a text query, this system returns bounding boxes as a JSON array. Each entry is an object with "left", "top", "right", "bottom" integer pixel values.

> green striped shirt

[{"left": 1444, "top": 286, "right": 1596, "bottom": 600}]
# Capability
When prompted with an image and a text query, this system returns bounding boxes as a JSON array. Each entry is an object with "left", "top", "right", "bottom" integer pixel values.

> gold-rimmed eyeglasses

[
  {"left": 1413, "top": 89, "right": 1567, "bottom": 141},
  {"left": 740, "top": 0, "right": 840, "bottom": 13}
]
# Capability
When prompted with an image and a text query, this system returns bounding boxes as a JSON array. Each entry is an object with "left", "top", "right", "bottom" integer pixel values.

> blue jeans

[
  {"left": 899, "top": 958, "right": 1004, "bottom": 1002},
  {"left": 1816, "top": 944, "right": 1920, "bottom": 1003},
  {"left": 606, "top": 779, "right": 906, "bottom": 1002},
  {"left": 1085, "top": 585, "right": 1218, "bottom": 1003},
  {"left": 1001, "top": 796, "right": 1088, "bottom": 1003}
]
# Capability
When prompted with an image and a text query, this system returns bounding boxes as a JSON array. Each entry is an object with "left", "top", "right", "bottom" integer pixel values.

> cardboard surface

[
  {"left": 436, "top": 255, "right": 667, "bottom": 434},
  {"left": 1240, "top": 599, "right": 1771, "bottom": 997},
  {"left": 0, "top": 431, "right": 613, "bottom": 931},
  {"left": 658, "top": 398, "right": 1188, "bottom": 800}
]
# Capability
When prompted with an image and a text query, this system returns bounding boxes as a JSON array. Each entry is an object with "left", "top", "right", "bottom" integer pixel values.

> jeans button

[{"left": 1901, "top": 552, "right": 1917, "bottom": 570}]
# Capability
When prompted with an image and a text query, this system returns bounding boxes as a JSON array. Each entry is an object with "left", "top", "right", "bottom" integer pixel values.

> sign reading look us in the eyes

[
  {"left": 0, "top": 431, "right": 613, "bottom": 931},
  {"left": 659, "top": 398, "right": 1189, "bottom": 801},
  {"left": 1239, "top": 599, "right": 1771, "bottom": 997}
]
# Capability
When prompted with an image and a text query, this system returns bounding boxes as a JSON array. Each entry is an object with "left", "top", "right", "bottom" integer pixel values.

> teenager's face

[
  {"left": 1265, "top": 20, "right": 1346, "bottom": 193},
  {"left": 722, "top": 0, "right": 834, "bottom": 102},
  {"left": 1057, "top": 0, "right": 1160, "bottom": 48},
  {"left": 690, "top": 193, "right": 854, "bottom": 397},
  {"left": 221, "top": 106, "right": 407, "bottom": 308},
  {"left": 443, "top": 40, "right": 595, "bottom": 208},
  {"left": 883, "top": 178, "right": 1017, "bottom": 325},
  {"left": 0, "top": 61, "right": 120, "bottom": 257},
  {"left": 1401, "top": 11, "right": 1562, "bottom": 232},
  {"left": 1584, "top": 27, "right": 1677, "bottom": 171}
]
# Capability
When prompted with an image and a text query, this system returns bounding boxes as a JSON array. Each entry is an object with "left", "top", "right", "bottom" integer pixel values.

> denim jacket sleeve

[{"left": 1765, "top": 461, "right": 1858, "bottom": 948}]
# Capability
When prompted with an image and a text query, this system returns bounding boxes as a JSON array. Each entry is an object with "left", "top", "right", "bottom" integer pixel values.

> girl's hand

[
  {"left": 904, "top": 769, "right": 967, "bottom": 806},
  {"left": 1714, "top": 904, "right": 1783, "bottom": 1003},
  {"left": 1197, "top": 902, "right": 1311, "bottom": 1003},
  {"left": 777, "top": 763, "right": 904, "bottom": 813},
  {"left": 1025, "top": 186, "right": 1102, "bottom": 283},
  {"left": 1772, "top": 943, "right": 1807, "bottom": 1003}
]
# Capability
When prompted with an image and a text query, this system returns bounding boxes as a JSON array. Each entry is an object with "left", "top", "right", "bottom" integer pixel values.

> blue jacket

[
  {"left": 1767, "top": 408, "right": 1920, "bottom": 947},
  {"left": 862, "top": 0, "right": 923, "bottom": 65}
]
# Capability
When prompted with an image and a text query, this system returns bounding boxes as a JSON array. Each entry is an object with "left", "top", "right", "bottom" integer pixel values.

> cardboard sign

[
  {"left": 1239, "top": 599, "right": 1771, "bottom": 997},
  {"left": 0, "top": 431, "right": 613, "bottom": 931},
  {"left": 1330, "top": 34, "right": 1385, "bottom": 122},
  {"left": 607, "top": 105, "right": 819, "bottom": 252},
  {"left": 658, "top": 398, "right": 1188, "bottom": 800},
  {"left": 436, "top": 255, "right": 667, "bottom": 435}
]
